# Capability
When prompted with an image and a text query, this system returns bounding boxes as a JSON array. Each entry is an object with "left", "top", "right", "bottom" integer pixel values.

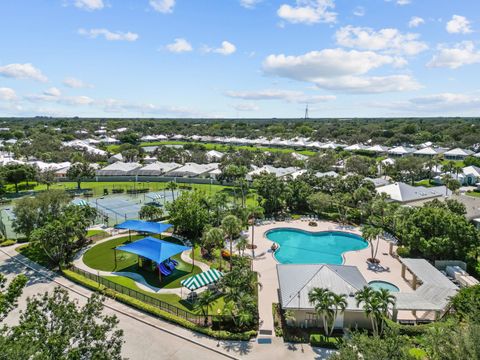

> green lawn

[
  {"left": 83, "top": 235, "right": 202, "bottom": 289},
  {"left": 7, "top": 181, "right": 259, "bottom": 207},
  {"left": 190, "top": 246, "right": 227, "bottom": 270},
  {"left": 466, "top": 190, "right": 480, "bottom": 198},
  {"left": 107, "top": 140, "right": 316, "bottom": 156},
  {"left": 415, "top": 179, "right": 435, "bottom": 187},
  {"left": 103, "top": 275, "right": 226, "bottom": 315},
  {"left": 16, "top": 243, "right": 54, "bottom": 268}
]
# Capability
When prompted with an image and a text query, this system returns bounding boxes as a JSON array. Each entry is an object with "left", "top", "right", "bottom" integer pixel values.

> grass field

[
  {"left": 83, "top": 235, "right": 202, "bottom": 289},
  {"left": 103, "top": 275, "right": 226, "bottom": 314},
  {"left": 7, "top": 181, "right": 259, "bottom": 207},
  {"left": 107, "top": 140, "right": 317, "bottom": 156}
]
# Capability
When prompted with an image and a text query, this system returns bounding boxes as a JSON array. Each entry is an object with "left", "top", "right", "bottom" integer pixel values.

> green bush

[
  {"left": 385, "top": 319, "right": 436, "bottom": 337},
  {"left": 62, "top": 269, "right": 257, "bottom": 341},
  {"left": 0, "top": 239, "right": 16, "bottom": 247},
  {"left": 396, "top": 246, "right": 411, "bottom": 258},
  {"left": 309, "top": 334, "right": 340, "bottom": 349}
]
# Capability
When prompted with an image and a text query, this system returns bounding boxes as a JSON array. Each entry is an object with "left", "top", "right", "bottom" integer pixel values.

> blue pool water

[
  {"left": 266, "top": 229, "right": 368, "bottom": 265},
  {"left": 368, "top": 281, "right": 400, "bottom": 292}
]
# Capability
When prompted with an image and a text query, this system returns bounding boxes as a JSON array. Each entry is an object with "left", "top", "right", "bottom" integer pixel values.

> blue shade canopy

[
  {"left": 114, "top": 220, "right": 173, "bottom": 234},
  {"left": 116, "top": 237, "right": 190, "bottom": 264}
]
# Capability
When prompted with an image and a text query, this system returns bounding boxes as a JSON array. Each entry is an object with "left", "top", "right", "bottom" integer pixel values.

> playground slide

[{"left": 158, "top": 263, "right": 172, "bottom": 276}]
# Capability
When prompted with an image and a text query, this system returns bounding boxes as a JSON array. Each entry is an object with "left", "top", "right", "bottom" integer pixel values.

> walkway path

[
  {"left": 72, "top": 232, "right": 211, "bottom": 296},
  {"left": 0, "top": 244, "right": 331, "bottom": 359}
]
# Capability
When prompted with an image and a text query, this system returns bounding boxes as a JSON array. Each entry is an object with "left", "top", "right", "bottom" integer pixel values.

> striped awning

[
  {"left": 180, "top": 269, "right": 223, "bottom": 291},
  {"left": 72, "top": 199, "right": 89, "bottom": 206},
  {"left": 148, "top": 192, "right": 164, "bottom": 200}
]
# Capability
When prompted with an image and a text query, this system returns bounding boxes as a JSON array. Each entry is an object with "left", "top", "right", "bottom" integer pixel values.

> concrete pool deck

[{"left": 249, "top": 220, "right": 415, "bottom": 335}]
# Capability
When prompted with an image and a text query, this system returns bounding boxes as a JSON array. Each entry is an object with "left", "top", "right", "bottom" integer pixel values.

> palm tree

[
  {"left": 375, "top": 288, "right": 396, "bottom": 334},
  {"left": 355, "top": 287, "right": 394, "bottom": 336},
  {"left": 284, "top": 310, "right": 296, "bottom": 327},
  {"left": 308, "top": 288, "right": 334, "bottom": 336},
  {"left": 221, "top": 215, "right": 242, "bottom": 270},
  {"left": 203, "top": 227, "right": 225, "bottom": 271},
  {"left": 196, "top": 289, "right": 216, "bottom": 326},
  {"left": 362, "top": 223, "right": 383, "bottom": 263},
  {"left": 166, "top": 181, "right": 178, "bottom": 201},
  {"left": 329, "top": 293, "right": 347, "bottom": 336},
  {"left": 355, "top": 286, "right": 379, "bottom": 335},
  {"left": 236, "top": 236, "right": 248, "bottom": 256},
  {"left": 246, "top": 205, "right": 264, "bottom": 263}
]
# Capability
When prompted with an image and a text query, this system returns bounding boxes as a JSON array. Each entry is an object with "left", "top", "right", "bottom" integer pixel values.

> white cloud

[
  {"left": 446, "top": 15, "right": 472, "bottom": 34},
  {"left": 149, "top": 0, "right": 175, "bottom": 13},
  {"left": 373, "top": 92, "right": 480, "bottom": 113},
  {"left": 61, "top": 96, "right": 95, "bottom": 106},
  {"left": 166, "top": 38, "right": 193, "bottom": 53},
  {"left": 277, "top": 0, "right": 337, "bottom": 25},
  {"left": 385, "top": 0, "right": 410, "bottom": 5},
  {"left": 408, "top": 16, "right": 424, "bottom": 28},
  {"left": 0, "top": 88, "right": 17, "bottom": 101},
  {"left": 0, "top": 63, "right": 48, "bottom": 82},
  {"left": 225, "top": 89, "right": 336, "bottom": 103},
  {"left": 231, "top": 103, "right": 260, "bottom": 111},
  {"left": 44, "top": 87, "right": 61, "bottom": 97},
  {"left": 204, "top": 41, "right": 236, "bottom": 55},
  {"left": 74, "top": 0, "right": 104, "bottom": 11},
  {"left": 427, "top": 41, "right": 480, "bottom": 69},
  {"left": 262, "top": 48, "right": 420, "bottom": 93},
  {"left": 313, "top": 75, "right": 420, "bottom": 93},
  {"left": 78, "top": 28, "right": 139, "bottom": 41},
  {"left": 353, "top": 6, "right": 365, "bottom": 17},
  {"left": 240, "top": 0, "right": 262, "bottom": 9},
  {"left": 63, "top": 77, "right": 93, "bottom": 88},
  {"left": 335, "top": 26, "right": 428, "bottom": 56}
]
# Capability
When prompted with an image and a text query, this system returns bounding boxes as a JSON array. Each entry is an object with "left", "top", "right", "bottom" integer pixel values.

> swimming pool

[
  {"left": 266, "top": 228, "right": 368, "bottom": 265},
  {"left": 368, "top": 280, "right": 400, "bottom": 292}
]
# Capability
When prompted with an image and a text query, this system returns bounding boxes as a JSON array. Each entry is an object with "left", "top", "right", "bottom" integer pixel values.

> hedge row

[
  {"left": 309, "top": 334, "right": 340, "bottom": 349},
  {"left": 62, "top": 269, "right": 257, "bottom": 341}
]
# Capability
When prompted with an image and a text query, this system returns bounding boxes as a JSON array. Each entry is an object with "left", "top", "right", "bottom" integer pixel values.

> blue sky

[{"left": 0, "top": 0, "right": 479, "bottom": 118}]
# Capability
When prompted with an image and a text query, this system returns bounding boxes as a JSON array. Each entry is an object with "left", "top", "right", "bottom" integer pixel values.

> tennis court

[{"left": 74, "top": 190, "right": 181, "bottom": 226}]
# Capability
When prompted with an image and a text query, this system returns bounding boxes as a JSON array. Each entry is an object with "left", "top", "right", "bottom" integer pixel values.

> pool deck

[{"left": 249, "top": 220, "right": 415, "bottom": 335}]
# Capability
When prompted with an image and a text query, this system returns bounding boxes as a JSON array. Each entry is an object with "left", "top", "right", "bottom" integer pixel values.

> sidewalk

[{"left": 0, "top": 244, "right": 329, "bottom": 359}]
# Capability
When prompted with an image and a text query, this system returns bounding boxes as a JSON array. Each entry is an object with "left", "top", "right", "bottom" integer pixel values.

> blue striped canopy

[
  {"left": 116, "top": 237, "right": 190, "bottom": 264},
  {"left": 115, "top": 220, "right": 172, "bottom": 234}
]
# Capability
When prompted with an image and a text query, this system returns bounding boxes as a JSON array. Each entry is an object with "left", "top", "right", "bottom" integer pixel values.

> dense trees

[
  {"left": 394, "top": 201, "right": 479, "bottom": 261},
  {"left": 0, "top": 288, "right": 124, "bottom": 360},
  {"left": 138, "top": 204, "right": 164, "bottom": 221},
  {"left": 66, "top": 162, "right": 95, "bottom": 190}
]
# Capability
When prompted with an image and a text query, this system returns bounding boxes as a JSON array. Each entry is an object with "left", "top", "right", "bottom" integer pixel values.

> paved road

[
  {"left": 0, "top": 250, "right": 229, "bottom": 360},
  {"left": 0, "top": 247, "right": 333, "bottom": 360}
]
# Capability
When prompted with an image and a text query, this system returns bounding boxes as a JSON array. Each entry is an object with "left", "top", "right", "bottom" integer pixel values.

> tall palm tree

[
  {"left": 166, "top": 181, "right": 178, "bottom": 201},
  {"left": 329, "top": 293, "right": 347, "bottom": 336},
  {"left": 196, "top": 289, "right": 216, "bottom": 326},
  {"left": 375, "top": 288, "right": 396, "bottom": 335},
  {"left": 308, "top": 288, "right": 334, "bottom": 336},
  {"left": 203, "top": 227, "right": 225, "bottom": 271},
  {"left": 236, "top": 236, "right": 248, "bottom": 256},
  {"left": 362, "top": 224, "right": 383, "bottom": 263},
  {"left": 355, "top": 286, "right": 379, "bottom": 335},
  {"left": 355, "top": 286, "right": 394, "bottom": 336},
  {"left": 246, "top": 205, "right": 264, "bottom": 263},
  {"left": 221, "top": 215, "right": 242, "bottom": 270}
]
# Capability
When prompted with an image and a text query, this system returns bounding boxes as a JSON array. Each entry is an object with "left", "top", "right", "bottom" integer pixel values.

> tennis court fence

[{"left": 68, "top": 265, "right": 228, "bottom": 326}]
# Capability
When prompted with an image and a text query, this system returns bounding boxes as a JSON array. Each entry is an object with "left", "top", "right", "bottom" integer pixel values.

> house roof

[
  {"left": 395, "top": 258, "right": 457, "bottom": 311},
  {"left": 277, "top": 264, "right": 368, "bottom": 310},
  {"left": 444, "top": 148, "right": 474, "bottom": 157},
  {"left": 388, "top": 146, "right": 416, "bottom": 155},
  {"left": 376, "top": 182, "right": 451, "bottom": 203},
  {"left": 96, "top": 162, "right": 142, "bottom": 176},
  {"left": 136, "top": 162, "right": 181, "bottom": 176},
  {"left": 165, "top": 162, "right": 219, "bottom": 177}
]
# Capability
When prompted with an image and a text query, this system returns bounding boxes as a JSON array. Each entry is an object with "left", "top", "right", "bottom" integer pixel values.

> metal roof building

[
  {"left": 277, "top": 264, "right": 368, "bottom": 311},
  {"left": 96, "top": 162, "right": 142, "bottom": 176},
  {"left": 136, "top": 162, "right": 181, "bottom": 176}
]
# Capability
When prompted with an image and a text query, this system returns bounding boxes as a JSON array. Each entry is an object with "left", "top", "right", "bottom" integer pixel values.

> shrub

[
  {"left": 0, "top": 239, "right": 16, "bottom": 247},
  {"left": 396, "top": 246, "right": 410, "bottom": 258},
  {"left": 309, "top": 334, "right": 340, "bottom": 349},
  {"left": 62, "top": 269, "right": 257, "bottom": 341},
  {"left": 221, "top": 249, "right": 230, "bottom": 260}
]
